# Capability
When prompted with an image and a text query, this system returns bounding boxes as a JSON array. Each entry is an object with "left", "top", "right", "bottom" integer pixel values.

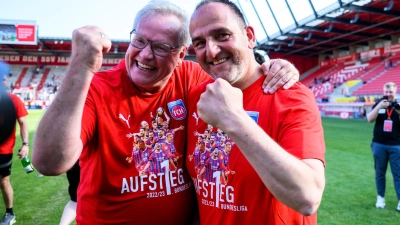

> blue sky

[{"left": 1, "top": 0, "right": 198, "bottom": 40}]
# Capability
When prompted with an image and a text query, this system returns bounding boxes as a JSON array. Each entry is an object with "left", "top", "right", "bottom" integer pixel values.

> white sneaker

[
  {"left": 397, "top": 201, "right": 400, "bottom": 211},
  {"left": 376, "top": 195, "right": 385, "bottom": 208},
  {"left": 0, "top": 213, "right": 16, "bottom": 225}
]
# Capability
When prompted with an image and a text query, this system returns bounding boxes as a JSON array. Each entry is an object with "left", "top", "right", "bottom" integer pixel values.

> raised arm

[
  {"left": 197, "top": 79, "right": 325, "bottom": 216},
  {"left": 164, "top": 111, "right": 171, "bottom": 123},
  {"left": 32, "top": 26, "right": 111, "bottom": 175}
]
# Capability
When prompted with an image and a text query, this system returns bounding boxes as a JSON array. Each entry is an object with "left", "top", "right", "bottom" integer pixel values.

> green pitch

[
  {"left": 2, "top": 111, "right": 399, "bottom": 224},
  {"left": 4, "top": 110, "right": 71, "bottom": 224}
]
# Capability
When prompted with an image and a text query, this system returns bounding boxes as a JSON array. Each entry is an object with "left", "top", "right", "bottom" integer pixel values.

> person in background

[
  {"left": 59, "top": 160, "right": 80, "bottom": 225},
  {"left": 32, "top": 1, "right": 300, "bottom": 224},
  {"left": 186, "top": 1, "right": 325, "bottom": 224},
  {"left": 0, "top": 61, "right": 16, "bottom": 145},
  {"left": 0, "top": 75, "right": 29, "bottom": 225},
  {"left": 367, "top": 82, "right": 400, "bottom": 211}
]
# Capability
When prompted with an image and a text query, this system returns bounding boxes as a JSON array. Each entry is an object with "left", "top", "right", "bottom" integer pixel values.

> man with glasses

[
  {"left": 33, "top": 1, "right": 300, "bottom": 224},
  {"left": 131, "top": 29, "right": 182, "bottom": 57}
]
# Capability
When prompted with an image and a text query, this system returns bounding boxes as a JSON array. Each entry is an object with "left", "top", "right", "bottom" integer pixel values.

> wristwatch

[{"left": 22, "top": 142, "right": 29, "bottom": 146}]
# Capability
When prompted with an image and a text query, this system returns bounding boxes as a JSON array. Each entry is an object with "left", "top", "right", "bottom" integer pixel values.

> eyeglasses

[{"left": 130, "top": 29, "right": 181, "bottom": 57}]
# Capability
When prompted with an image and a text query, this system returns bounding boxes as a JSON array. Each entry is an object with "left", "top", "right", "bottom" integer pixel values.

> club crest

[
  {"left": 167, "top": 99, "right": 187, "bottom": 120},
  {"left": 246, "top": 111, "right": 259, "bottom": 123}
]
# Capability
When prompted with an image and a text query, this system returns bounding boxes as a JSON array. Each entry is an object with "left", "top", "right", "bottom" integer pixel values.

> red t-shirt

[
  {"left": 186, "top": 77, "right": 326, "bottom": 225},
  {"left": 0, "top": 93, "right": 28, "bottom": 154},
  {"left": 77, "top": 59, "right": 209, "bottom": 225}
]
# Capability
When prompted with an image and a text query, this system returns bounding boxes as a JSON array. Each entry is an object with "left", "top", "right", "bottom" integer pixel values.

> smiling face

[
  {"left": 225, "top": 142, "right": 232, "bottom": 152},
  {"left": 220, "top": 136, "right": 226, "bottom": 144},
  {"left": 383, "top": 82, "right": 397, "bottom": 101},
  {"left": 138, "top": 140, "right": 146, "bottom": 150},
  {"left": 211, "top": 147, "right": 219, "bottom": 158},
  {"left": 190, "top": 2, "right": 256, "bottom": 87},
  {"left": 210, "top": 135, "right": 216, "bottom": 144},
  {"left": 199, "top": 142, "right": 206, "bottom": 152},
  {"left": 141, "top": 121, "right": 149, "bottom": 129},
  {"left": 155, "top": 143, "right": 161, "bottom": 152},
  {"left": 152, "top": 121, "right": 158, "bottom": 129},
  {"left": 166, "top": 133, "right": 174, "bottom": 143},
  {"left": 158, "top": 129, "right": 165, "bottom": 138},
  {"left": 163, "top": 121, "right": 169, "bottom": 129},
  {"left": 157, "top": 116, "right": 164, "bottom": 124},
  {"left": 125, "top": 12, "right": 187, "bottom": 93}
]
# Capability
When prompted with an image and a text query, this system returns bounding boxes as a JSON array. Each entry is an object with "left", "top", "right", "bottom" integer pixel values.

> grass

[
  {"left": 2, "top": 111, "right": 400, "bottom": 224},
  {"left": 2, "top": 110, "right": 70, "bottom": 225},
  {"left": 319, "top": 118, "right": 400, "bottom": 225}
]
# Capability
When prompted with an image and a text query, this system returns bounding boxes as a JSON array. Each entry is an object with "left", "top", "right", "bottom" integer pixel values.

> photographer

[{"left": 367, "top": 82, "right": 400, "bottom": 211}]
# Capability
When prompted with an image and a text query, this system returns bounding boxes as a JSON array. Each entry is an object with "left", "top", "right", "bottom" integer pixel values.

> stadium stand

[
  {"left": 13, "top": 67, "right": 29, "bottom": 88},
  {"left": 1, "top": 0, "right": 399, "bottom": 116},
  {"left": 36, "top": 68, "right": 50, "bottom": 92},
  {"left": 353, "top": 62, "right": 400, "bottom": 95}
]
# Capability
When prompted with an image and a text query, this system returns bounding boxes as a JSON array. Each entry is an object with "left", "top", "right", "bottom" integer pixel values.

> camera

[
  {"left": 381, "top": 96, "right": 400, "bottom": 109},
  {"left": 390, "top": 101, "right": 400, "bottom": 109}
]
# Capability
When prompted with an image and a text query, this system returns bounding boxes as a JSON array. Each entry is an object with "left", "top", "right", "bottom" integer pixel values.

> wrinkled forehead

[
  {"left": 190, "top": 2, "right": 241, "bottom": 32},
  {"left": 136, "top": 12, "right": 181, "bottom": 38},
  {"left": 192, "top": 2, "right": 229, "bottom": 20}
]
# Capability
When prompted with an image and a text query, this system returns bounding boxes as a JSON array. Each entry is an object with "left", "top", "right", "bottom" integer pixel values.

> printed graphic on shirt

[
  {"left": 119, "top": 113, "right": 131, "bottom": 128},
  {"left": 167, "top": 99, "right": 187, "bottom": 120},
  {"left": 122, "top": 106, "right": 191, "bottom": 198},
  {"left": 189, "top": 124, "right": 248, "bottom": 212}
]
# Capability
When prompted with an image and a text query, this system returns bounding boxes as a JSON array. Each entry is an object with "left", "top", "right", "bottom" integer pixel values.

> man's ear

[
  {"left": 245, "top": 26, "right": 256, "bottom": 49},
  {"left": 177, "top": 46, "right": 188, "bottom": 67}
]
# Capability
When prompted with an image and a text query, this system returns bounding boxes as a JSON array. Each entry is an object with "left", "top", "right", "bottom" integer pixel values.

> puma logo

[
  {"left": 119, "top": 113, "right": 130, "bottom": 128},
  {"left": 192, "top": 112, "right": 199, "bottom": 126}
]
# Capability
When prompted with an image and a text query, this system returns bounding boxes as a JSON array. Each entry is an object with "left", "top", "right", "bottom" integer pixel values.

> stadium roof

[
  {"left": 0, "top": 0, "right": 399, "bottom": 58},
  {"left": 246, "top": 0, "right": 400, "bottom": 57}
]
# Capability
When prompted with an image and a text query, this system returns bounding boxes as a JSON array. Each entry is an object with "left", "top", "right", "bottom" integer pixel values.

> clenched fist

[
  {"left": 197, "top": 78, "right": 247, "bottom": 130},
  {"left": 70, "top": 26, "right": 112, "bottom": 76}
]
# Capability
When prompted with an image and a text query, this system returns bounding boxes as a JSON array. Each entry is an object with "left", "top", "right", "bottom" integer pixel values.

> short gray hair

[
  {"left": 133, "top": 0, "right": 190, "bottom": 46},
  {"left": 384, "top": 82, "right": 397, "bottom": 89}
]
